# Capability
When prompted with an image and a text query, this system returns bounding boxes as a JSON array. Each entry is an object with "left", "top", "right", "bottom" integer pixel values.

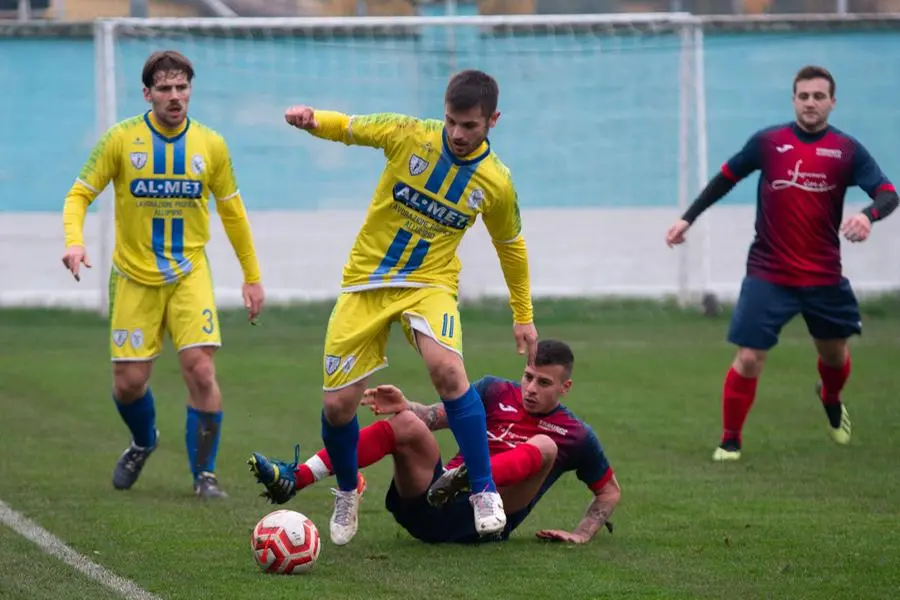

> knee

[
  {"left": 113, "top": 364, "right": 150, "bottom": 402},
  {"left": 182, "top": 352, "right": 217, "bottom": 394},
  {"left": 323, "top": 388, "right": 361, "bottom": 425},
  {"left": 733, "top": 348, "right": 766, "bottom": 378},
  {"left": 426, "top": 358, "right": 467, "bottom": 399},
  {"left": 389, "top": 410, "right": 430, "bottom": 445},
  {"left": 527, "top": 434, "right": 558, "bottom": 467}
]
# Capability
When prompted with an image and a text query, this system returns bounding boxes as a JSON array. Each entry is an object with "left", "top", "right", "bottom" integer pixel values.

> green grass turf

[{"left": 1, "top": 298, "right": 898, "bottom": 599}]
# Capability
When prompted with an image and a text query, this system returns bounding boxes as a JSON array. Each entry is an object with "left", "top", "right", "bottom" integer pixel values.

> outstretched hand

[
  {"left": 284, "top": 105, "right": 318, "bottom": 130},
  {"left": 361, "top": 385, "right": 409, "bottom": 416}
]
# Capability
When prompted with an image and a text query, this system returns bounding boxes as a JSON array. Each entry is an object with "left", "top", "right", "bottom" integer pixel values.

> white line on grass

[{"left": 0, "top": 499, "right": 163, "bottom": 600}]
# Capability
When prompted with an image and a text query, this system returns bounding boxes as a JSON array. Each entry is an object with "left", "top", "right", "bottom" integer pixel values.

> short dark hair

[
  {"left": 444, "top": 69, "right": 499, "bottom": 118},
  {"left": 793, "top": 65, "right": 835, "bottom": 97},
  {"left": 142, "top": 50, "right": 194, "bottom": 89},
  {"left": 534, "top": 340, "right": 575, "bottom": 379}
]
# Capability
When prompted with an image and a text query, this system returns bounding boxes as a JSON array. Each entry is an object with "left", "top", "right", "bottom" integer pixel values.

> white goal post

[{"left": 92, "top": 13, "right": 709, "bottom": 315}]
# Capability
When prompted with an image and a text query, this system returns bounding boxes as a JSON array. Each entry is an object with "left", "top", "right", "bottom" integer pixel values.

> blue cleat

[{"left": 247, "top": 444, "right": 300, "bottom": 505}]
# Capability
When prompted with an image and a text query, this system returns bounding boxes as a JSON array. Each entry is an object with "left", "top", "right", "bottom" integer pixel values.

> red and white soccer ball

[{"left": 251, "top": 509, "right": 321, "bottom": 575}]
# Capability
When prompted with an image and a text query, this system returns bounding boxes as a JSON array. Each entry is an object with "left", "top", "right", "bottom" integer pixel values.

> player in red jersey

[
  {"left": 666, "top": 65, "right": 899, "bottom": 461},
  {"left": 248, "top": 340, "right": 620, "bottom": 544}
]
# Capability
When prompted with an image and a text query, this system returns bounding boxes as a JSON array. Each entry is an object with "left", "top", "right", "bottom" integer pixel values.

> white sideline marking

[{"left": 0, "top": 499, "right": 163, "bottom": 600}]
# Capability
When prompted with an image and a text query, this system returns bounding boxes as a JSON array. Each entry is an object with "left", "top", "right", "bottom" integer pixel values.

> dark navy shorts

[
  {"left": 385, "top": 460, "right": 516, "bottom": 545},
  {"left": 728, "top": 275, "right": 862, "bottom": 350}
]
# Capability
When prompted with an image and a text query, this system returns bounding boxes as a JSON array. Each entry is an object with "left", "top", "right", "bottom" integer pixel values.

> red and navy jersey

[
  {"left": 723, "top": 122, "right": 895, "bottom": 287},
  {"left": 446, "top": 376, "right": 613, "bottom": 522}
]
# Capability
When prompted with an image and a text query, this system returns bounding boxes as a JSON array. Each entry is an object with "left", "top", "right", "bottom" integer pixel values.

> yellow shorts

[
  {"left": 108, "top": 257, "right": 220, "bottom": 361},
  {"left": 322, "top": 287, "right": 462, "bottom": 391}
]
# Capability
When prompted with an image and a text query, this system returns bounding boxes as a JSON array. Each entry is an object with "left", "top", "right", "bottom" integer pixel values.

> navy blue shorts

[
  {"left": 385, "top": 460, "right": 517, "bottom": 545},
  {"left": 728, "top": 275, "right": 862, "bottom": 350}
]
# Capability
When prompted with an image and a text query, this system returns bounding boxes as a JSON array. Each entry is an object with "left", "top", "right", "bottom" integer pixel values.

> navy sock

[
  {"left": 114, "top": 388, "right": 157, "bottom": 448},
  {"left": 185, "top": 406, "right": 223, "bottom": 479},
  {"left": 321, "top": 411, "right": 359, "bottom": 492},
  {"left": 443, "top": 385, "right": 496, "bottom": 493}
]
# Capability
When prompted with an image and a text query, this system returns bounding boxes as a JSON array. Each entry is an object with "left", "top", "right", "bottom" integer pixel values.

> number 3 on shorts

[{"left": 202, "top": 308, "right": 215, "bottom": 334}]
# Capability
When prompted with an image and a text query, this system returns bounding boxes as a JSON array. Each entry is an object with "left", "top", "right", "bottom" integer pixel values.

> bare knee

[
  {"left": 732, "top": 347, "right": 767, "bottom": 378},
  {"left": 323, "top": 381, "right": 366, "bottom": 426},
  {"left": 526, "top": 434, "right": 558, "bottom": 467},
  {"left": 389, "top": 410, "right": 431, "bottom": 446},
  {"left": 415, "top": 332, "right": 469, "bottom": 399},
  {"left": 113, "top": 362, "right": 152, "bottom": 402},
  {"left": 181, "top": 349, "right": 217, "bottom": 397}
]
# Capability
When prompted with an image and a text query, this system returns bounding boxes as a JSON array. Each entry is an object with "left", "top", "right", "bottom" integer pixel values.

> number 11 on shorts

[{"left": 441, "top": 313, "right": 455, "bottom": 338}]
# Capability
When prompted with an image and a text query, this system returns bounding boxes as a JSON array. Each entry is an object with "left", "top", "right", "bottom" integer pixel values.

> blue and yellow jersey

[
  {"left": 309, "top": 111, "right": 532, "bottom": 323},
  {"left": 64, "top": 110, "right": 260, "bottom": 287}
]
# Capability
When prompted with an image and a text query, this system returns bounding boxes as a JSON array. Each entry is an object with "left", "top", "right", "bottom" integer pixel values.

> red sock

[
  {"left": 722, "top": 367, "right": 758, "bottom": 445},
  {"left": 295, "top": 420, "right": 396, "bottom": 489},
  {"left": 818, "top": 356, "right": 850, "bottom": 404},
  {"left": 489, "top": 443, "right": 544, "bottom": 487}
]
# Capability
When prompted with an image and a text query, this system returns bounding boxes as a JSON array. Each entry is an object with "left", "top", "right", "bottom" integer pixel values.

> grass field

[{"left": 1, "top": 298, "right": 899, "bottom": 600}]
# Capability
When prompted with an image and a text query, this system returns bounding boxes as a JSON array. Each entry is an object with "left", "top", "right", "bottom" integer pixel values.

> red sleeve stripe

[
  {"left": 721, "top": 163, "right": 738, "bottom": 181},
  {"left": 877, "top": 182, "right": 896, "bottom": 193},
  {"left": 588, "top": 468, "right": 614, "bottom": 493}
]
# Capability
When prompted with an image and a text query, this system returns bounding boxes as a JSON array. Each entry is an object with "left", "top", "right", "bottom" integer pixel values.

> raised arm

[
  {"left": 284, "top": 105, "right": 417, "bottom": 158},
  {"left": 361, "top": 384, "right": 448, "bottom": 431}
]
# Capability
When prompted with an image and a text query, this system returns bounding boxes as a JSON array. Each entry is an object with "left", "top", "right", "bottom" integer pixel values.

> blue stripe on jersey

[
  {"left": 371, "top": 228, "right": 413, "bottom": 281},
  {"left": 170, "top": 217, "right": 192, "bottom": 275},
  {"left": 424, "top": 152, "right": 453, "bottom": 195},
  {"left": 172, "top": 135, "right": 187, "bottom": 175},
  {"left": 444, "top": 164, "right": 478, "bottom": 204},
  {"left": 152, "top": 218, "right": 177, "bottom": 282},
  {"left": 395, "top": 238, "right": 430, "bottom": 279},
  {"left": 152, "top": 134, "right": 167, "bottom": 175}
]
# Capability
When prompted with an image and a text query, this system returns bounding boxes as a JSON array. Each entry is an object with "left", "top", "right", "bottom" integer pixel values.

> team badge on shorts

[
  {"left": 112, "top": 329, "right": 128, "bottom": 347},
  {"left": 409, "top": 154, "right": 429, "bottom": 176},
  {"left": 325, "top": 354, "right": 341, "bottom": 376}
]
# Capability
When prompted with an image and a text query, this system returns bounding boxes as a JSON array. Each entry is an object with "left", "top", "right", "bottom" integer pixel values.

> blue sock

[
  {"left": 321, "top": 411, "right": 359, "bottom": 492},
  {"left": 114, "top": 388, "right": 157, "bottom": 448},
  {"left": 443, "top": 385, "right": 496, "bottom": 493},
  {"left": 185, "top": 406, "right": 223, "bottom": 479}
]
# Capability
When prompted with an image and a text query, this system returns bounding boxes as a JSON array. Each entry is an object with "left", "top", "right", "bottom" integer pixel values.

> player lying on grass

[
  {"left": 666, "top": 65, "right": 899, "bottom": 462},
  {"left": 278, "top": 69, "right": 539, "bottom": 546},
  {"left": 61, "top": 51, "right": 265, "bottom": 498},
  {"left": 249, "top": 340, "right": 620, "bottom": 544}
]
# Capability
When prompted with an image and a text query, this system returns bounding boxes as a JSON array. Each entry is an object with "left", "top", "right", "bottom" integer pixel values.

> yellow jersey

[
  {"left": 66, "top": 111, "right": 252, "bottom": 287},
  {"left": 310, "top": 112, "right": 523, "bottom": 297}
]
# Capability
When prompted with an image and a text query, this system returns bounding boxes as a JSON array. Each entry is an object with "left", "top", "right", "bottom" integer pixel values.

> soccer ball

[{"left": 251, "top": 509, "right": 321, "bottom": 574}]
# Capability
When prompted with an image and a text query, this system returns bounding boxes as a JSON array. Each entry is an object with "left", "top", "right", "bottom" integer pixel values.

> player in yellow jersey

[
  {"left": 249, "top": 70, "right": 538, "bottom": 545},
  {"left": 61, "top": 51, "right": 265, "bottom": 499}
]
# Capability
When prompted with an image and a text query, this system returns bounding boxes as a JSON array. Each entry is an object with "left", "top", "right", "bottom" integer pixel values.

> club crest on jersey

[
  {"left": 408, "top": 154, "right": 430, "bottom": 176},
  {"left": 467, "top": 188, "right": 484, "bottom": 211},
  {"left": 130, "top": 152, "right": 148, "bottom": 170},
  {"left": 191, "top": 154, "right": 205, "bottom": 175},
  {"left": 325, "top": 354, "right": 341, "bottom": 376}
]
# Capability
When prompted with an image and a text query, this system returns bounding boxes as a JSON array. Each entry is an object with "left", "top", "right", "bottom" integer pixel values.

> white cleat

[
  {"left": 469, "top": 490, "right": 506, "bottom": 536},
  {"left": 329, "top": 488, "right": 361, "bottom": 546}
]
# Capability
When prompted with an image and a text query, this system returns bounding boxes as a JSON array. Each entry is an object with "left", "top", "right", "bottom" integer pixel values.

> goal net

[{"left": 91, "top": 13, "right": 706, "bottom": 313}]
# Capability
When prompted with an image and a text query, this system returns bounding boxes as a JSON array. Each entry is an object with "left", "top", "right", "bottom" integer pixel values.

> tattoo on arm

[
  {"left": 573, "top": 476, "right": 620, "bottom": 540},
  {"left": 573, "top": 500, "right": 612, "bottom": 540},
  {"left": 407, "top": 402, "right": 448, "bottom": 431}
]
